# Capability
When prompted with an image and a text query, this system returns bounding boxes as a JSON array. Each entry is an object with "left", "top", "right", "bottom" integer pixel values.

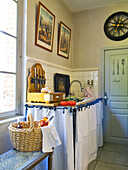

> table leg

[{"left": 48, "top": 153, "right": 53, "bottom": 170}]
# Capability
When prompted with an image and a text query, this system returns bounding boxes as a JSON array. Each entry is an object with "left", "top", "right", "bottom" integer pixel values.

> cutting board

[
  {"left": 27, "top": 92, "right": 65, "bottom": 104},
  {"left": 26, "top": 102, "right": 60, "bottom": 107}
]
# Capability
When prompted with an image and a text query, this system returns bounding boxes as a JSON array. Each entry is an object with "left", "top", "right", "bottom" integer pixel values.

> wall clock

[{"left": 104, "top": 11, "right": 128, "bottom": 41}]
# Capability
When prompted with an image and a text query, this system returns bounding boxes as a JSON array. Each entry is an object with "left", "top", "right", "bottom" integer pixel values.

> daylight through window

[{"left": 0, "top": 0, "right": 17, "bottom": 114}]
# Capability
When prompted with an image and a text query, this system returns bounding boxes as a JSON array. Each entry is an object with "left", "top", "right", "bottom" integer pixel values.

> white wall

[{"left": 73, "top": 1, "right": 128, "bottom": 69}]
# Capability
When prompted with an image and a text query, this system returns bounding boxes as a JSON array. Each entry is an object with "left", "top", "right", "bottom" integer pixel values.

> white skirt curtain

[
  {"left": 75, "top": 105, "right": 97, "bottom": 170},
  {"left": 75, "top": 101, "right": 103, "bottom": 170},
  {"left": 96, "top": 101, "right": 103, "bottom": 147},
  {"left": 27, "top": 107, "right": 74, "bottom": 170},
  {"left": 27, "top": 100, "right": 103, "bottom": 170}
]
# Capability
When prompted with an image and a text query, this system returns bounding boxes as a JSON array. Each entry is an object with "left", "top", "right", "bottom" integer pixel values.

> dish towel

[
  {"left": 84, "top": 86, "right": 95, "bottom": 97},
  {"left": 41, "top": 124, "right": 61, "bottom": 153}
]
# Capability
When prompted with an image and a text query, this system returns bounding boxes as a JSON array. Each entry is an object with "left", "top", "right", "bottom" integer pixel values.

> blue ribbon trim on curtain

[{"left": 25, "top": 98, "right": 103, "bottom": 118}]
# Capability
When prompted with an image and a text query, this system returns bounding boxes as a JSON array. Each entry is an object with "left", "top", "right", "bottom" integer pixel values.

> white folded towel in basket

[{"left": 41, "top": 124, "right": 61, "bottom": 153}]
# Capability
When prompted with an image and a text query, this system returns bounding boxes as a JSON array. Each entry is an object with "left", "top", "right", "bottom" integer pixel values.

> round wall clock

[{"left": 104, "top": 11, "right": 128, "bottom": 41}]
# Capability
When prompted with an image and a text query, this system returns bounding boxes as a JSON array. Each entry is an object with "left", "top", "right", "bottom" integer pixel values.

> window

[{"left": 0, "top": 0, "right": 20, "bottom": 117}]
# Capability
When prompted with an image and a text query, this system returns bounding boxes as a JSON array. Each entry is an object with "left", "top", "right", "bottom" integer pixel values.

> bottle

[
  {"left": 17, "top": 122, "right": 23, "bottom": 128},
  {"left": 38, "top": 117, "right": 49, "bottom": 127}
]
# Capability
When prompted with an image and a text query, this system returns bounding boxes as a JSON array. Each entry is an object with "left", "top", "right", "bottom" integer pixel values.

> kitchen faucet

[{"left": 69, "top": 80, "right": 84, "bottom": 96}]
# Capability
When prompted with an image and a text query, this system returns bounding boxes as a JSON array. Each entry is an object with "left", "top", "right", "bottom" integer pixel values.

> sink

[
  {"left": 64, "top": 96, "right": 96, "bottom": 105},
  {"left": 76, "top": 97, "right": 96, "bottom": 105}
]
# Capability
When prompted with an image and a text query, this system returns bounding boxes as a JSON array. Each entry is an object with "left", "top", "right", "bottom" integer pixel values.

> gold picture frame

[
  {"left": 35, "top": 2, "right": 55, "bottom": 52},
  {"left": 57, "top": 21, "right": 71, "bottom": 59}
]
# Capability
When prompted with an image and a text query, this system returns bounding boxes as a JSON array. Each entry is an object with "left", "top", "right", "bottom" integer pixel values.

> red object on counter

[
  {"left": 60, "top": 101, "right": 76, "bottom": 106},
  {"left": 60, "top": 101, "right": 68, "bottom": 106},
  {"left": 68, "top": 101, "right": 76, "bottom": 106}
]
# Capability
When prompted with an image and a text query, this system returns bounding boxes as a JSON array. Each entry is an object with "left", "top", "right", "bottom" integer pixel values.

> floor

[{"left": 88, "top": 143, "right": 128, "bottom": 170}]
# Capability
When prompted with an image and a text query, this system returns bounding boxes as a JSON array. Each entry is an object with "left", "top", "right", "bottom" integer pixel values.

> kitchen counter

[
  {"left": 76, "top": 97, "right": 96, "bottom": 106},
  {"left": 26, "top": 102, "right": 60, "bottom": 107},
  {"left": 26, "top": 97, "right": 97, "bottom": 107}
]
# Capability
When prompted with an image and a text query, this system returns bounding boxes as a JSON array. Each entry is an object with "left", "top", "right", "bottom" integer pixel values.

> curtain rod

[{"left": 25, "top": 98, "right": 103, "bottom": 113}]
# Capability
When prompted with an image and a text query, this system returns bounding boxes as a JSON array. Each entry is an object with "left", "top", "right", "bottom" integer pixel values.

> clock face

[{"left": 104, "top": 11, "right": 128, "bottom": 41}]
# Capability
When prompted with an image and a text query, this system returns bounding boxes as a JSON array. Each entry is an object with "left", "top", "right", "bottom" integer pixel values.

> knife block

[
  {"left": 27, "top": 63, "right": 65, "bottom": 104},
  {"left": 27, "top": 63, "right": 46, "bottom": 93},
  {"left": 27, "top": 63, "right": 46, "bottom": 103}
]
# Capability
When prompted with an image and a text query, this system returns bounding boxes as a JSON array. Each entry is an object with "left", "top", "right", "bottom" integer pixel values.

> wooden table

[{"left": 0, "top": 149, "right": 53, "bottom": 170}]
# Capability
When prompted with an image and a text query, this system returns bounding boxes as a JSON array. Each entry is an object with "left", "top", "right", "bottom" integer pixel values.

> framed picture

[
  {"left": 57, "top": 21, "right": 71, "bottom": 59},
  {"left": 35, "top": 2, "right": 55, "bottom": 52},
  {"left": 54, "top": 73, "right": 70, "bottom": 97}
]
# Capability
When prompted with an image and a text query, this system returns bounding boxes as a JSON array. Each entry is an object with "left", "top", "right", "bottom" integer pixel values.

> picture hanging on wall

[
  {"left": 35, "top": 1, "right": 55, "bottom": 52},
  {"left": 57, "top": 21, "right": 71, "bottom": 59}
]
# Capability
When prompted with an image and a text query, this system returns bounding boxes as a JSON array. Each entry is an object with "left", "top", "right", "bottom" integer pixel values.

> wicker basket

[{"left": 8, "top": 113, "right": 42, "bottom": 152}]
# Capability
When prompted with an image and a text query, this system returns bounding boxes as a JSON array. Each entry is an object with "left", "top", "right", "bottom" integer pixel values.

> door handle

[{"left": 104, "top": 92, "right": 108, "bottom": 106}]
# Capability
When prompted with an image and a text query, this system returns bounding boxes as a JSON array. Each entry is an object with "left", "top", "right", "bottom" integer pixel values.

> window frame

[{"left": 0, "top": 0, "right": 23, "bottom": 119}]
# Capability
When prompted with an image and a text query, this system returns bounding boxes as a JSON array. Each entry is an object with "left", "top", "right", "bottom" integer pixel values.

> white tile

[
  {"left": 74, "top": 72, "right": 79, "bottom": 77},
  {"left": 46, "top": 67, "right": 50, "bottom": 73},
  {"left": 78, "top": 72, "right": 84, "bottom": 77},
  {"left": 94, "top": 81, "right": 98, "bottom": 87},
  {"left": 88, "top": 71, "right": 92, "bottom": 77},
  {"left": 89, "top": 76, "right": 94, "bottom": 81},
  {"left": 84, "top": 71, "right": 88, "bottom": 77},
  {"left": 75, "top": 92, "right": 79, "bottom": 97},
  {"left": 72, "top": 72, "right": 76, "bottom": 77},
  {"left": 94, "top": 71, "right": 98, "bottom": 76},
  {"left": 94, "top": 76, "right": 98, "bottom": 81},
  {"left": 68, "top": 71, "right": 71, "bottom": 75},
  {"left": 79, "top": 76, "right": 84, "bottom": 82},
  {"left": 52, "top": 68, "right": 56, "bottom": 74},
  {"left": 94, "top": 87, "right": 98, "bottom": 91},
  {"left": 48, "top": 73, "right": 51, "bottom": 79},
  {"left": 71, "top": 76, "right": 75, "bottom": 81},
  {"left": 84, "top": 77, "right": 88, "bottom": 82},
  {"left": 73, "top": 76, "right": 79, "bottom": 81},
  {"left": 55, "top": 68, "right": 59, "bottom": 73},
  {"left": 94, "top": 92, "right": 98, "bottom": 98},
  {"left": 90, "top": 71, "right": 94, "bottom": 76},
  {"left": 71, "top": 86, "right": 75, "bottom": 92},
  {"left": 78, "top": 91, "right": 84, "bottom": 97}
]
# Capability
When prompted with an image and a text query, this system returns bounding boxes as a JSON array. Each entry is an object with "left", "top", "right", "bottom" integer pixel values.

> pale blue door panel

[
  {"left": 104, "top": 48, "right": 128, "bottom": 145},
  {"left": 111, "top": 114, "right": 128, "bottom": 138}
]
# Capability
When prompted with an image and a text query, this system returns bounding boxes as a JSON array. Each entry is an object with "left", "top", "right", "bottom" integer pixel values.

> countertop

[{"left": 26, "top": 97, "right": 96, "bottom": 107}]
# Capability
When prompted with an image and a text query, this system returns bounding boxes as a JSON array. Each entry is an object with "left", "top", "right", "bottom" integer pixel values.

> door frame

[{"left": 101, "top": 45, "right": 128, "bottom": 142}]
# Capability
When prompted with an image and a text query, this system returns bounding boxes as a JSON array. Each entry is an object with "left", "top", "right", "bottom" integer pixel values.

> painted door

[{"left": 104, "top": 48, "right": 128, "bottom": 145}]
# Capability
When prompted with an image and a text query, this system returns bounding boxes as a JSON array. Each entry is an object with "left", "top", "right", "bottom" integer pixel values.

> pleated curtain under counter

[
  {"left": 75, "top": 101, "right": 103, "bottom": 170},
  {"left": 26, "top": 99, "right": 103, "bottom": 170}
]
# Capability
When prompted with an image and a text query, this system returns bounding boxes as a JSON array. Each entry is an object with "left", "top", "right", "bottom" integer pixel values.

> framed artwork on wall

[
  {"left": 35, "top": 1, "right": 55, "bottom": 52},
  {"left": 57, "top": 21, "right": 71, "bottom": 59}
]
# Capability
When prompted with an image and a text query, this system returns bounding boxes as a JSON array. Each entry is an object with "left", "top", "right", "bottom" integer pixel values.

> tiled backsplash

[
  {"left": 26, "top": 57, "right": 99, "bottom": 97},
  {"left": 71, "top": 71, "right": 98, "bottom": 97}
]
